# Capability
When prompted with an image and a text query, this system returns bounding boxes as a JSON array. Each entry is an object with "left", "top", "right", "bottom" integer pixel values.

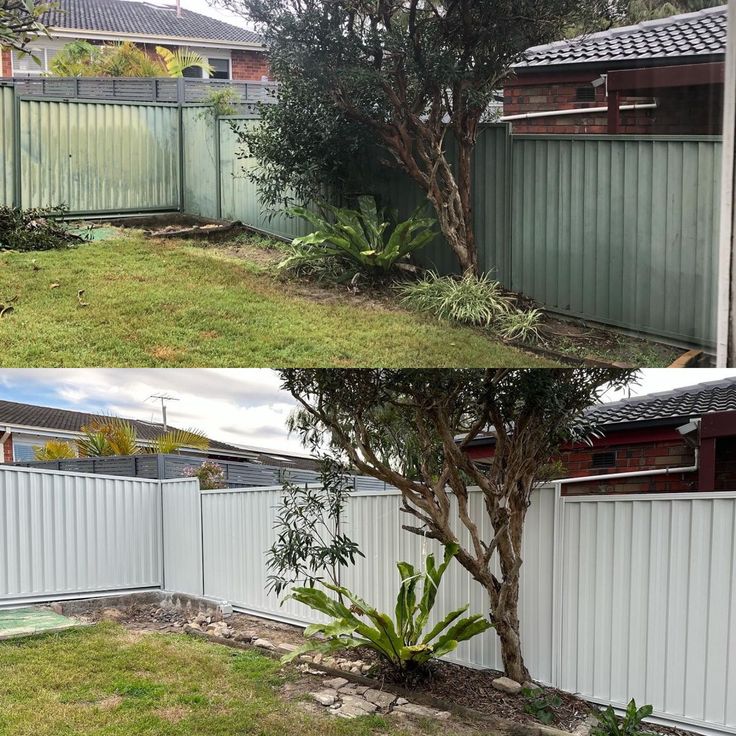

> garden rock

[
  {"left": 254, "top": 638, "right": 275, "bottom": 650},
  {"left": 363, "top": 688, "right": 396, "bottom": 708},
  {"left": 310, "top": 690, "right": 336, "bottom": 706},
  {"left": 324, "top": 677, "right": 349, "bottom": 690},
  {"left": 233, "top": 631, "right": 253, "bottom": 643},
  {"left": 276, "top": 642, "right": 300, "bottom": 655},
  {"left": 492, "top": 676, "right": 522, "bottom": 695},
  {"left": 393, "top": 702, "right": 443, "bottom": 718}
]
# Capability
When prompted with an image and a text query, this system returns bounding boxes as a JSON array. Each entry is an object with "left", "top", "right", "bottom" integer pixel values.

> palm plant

[
  {"left": 74, "top": 418, "right": 209, "bottom": 457},
  {"left": 283, "top": 543, "right": 493, "bottom": 677},
  {"left": 48, "top": 41, "right": 212, "bottom": 78},
  {"left": 33, "top": 440, "right": 76, "bottom": 461},
  {"left": 282, "top": 196, "right": 437, "bottom": 279}
]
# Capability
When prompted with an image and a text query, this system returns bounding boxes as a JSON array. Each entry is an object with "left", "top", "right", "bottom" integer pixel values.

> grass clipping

[
  {"left": 398, "top": 272, "right": 543, "bottom": 344},
  {"left": 0, "top": 206, "right": 87, "bottom": 252}
]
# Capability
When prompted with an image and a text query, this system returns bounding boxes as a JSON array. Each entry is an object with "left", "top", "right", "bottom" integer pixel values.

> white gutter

[
  {"left": 48, "top": 28, "right": 266, "bottom": 52},
  {"left": 558, "top": 448, "right": 699, "bottom": 488},
  {"left": 500, "top": 102, "right": 657, "bottom": 122}
]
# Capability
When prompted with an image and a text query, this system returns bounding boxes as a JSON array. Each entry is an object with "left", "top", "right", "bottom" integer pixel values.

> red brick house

[
  {"left": 503, "top": 6, "right": 726, "bottom": 135},
  {"left": 0, "top": 0, "right": 269, "bottom": 81},
  {"left": 464, "top": 377, "right": 736, "bottom": 495}
]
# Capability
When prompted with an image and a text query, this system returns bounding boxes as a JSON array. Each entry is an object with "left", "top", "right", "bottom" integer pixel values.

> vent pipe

[{"left": 176, "top": 0, "right": 182, "bottom": 17}]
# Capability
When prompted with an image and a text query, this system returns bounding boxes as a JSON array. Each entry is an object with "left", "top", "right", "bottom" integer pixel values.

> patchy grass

[
  {"left": 0, "top": 231, "right": 554, "bottom": 367},
  {"left": 0, "top": 623, "right": 467, "bottom": 736}
]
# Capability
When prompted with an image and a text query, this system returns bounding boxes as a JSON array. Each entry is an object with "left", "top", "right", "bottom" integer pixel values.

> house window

[
  {"left": 208, "top": 58, "right": 230, "bottom": 80},
  {"left": 12, "top": 441, "right": 40, "bottom": 462},
  {"left": 12, "top": 47, "right": 50, "bottom": 76},
  {"left": 182, "top": 65, "right": 204, "bottom": 79},
  {"left": 575, "top": 86, "right": 597, "bottom": 103},
  {"left": 591, "top": 451, "right": 617, "bottom": 469}
]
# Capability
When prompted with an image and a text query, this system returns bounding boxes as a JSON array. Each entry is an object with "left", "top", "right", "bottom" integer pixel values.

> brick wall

[
  {"left": 559, "top": 439, "right": 698, "bottom": 495},
  {"left": 1, "top": 48, "right": 11, "bottom": 76},
  {"left": 231, "top": 49, "right": 270, "bottom": 81},
  {"left": 504, "top": 73, "right": 723, "bottom": 135},
  {"left": 2, "top": 434, "right": 13, "bottom": 463}
]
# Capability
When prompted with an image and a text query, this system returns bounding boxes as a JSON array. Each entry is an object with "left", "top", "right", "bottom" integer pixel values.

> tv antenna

[{"left": 146, "top": 394, "right": 179, "bottom": 431}]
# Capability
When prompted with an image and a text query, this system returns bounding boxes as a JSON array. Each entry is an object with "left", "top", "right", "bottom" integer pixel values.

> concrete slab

[{"left": 0, "top": 607, "right": 81, "bottom": 640}]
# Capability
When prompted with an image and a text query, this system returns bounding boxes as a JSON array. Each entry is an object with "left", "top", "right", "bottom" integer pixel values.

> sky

[{"left": 0, "top": 369, "right": 735, "bottom": 454}]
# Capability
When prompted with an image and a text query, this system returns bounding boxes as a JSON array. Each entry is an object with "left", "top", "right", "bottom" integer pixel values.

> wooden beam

[{"left": 607, "top": 90, "right": 620, "bottom": 134}]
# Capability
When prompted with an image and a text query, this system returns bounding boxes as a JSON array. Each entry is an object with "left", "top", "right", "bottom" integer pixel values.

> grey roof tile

[
  {"left": 43, "top": 0, "right": 263, "bottom": 46},
  {"left": 517, "top": 5, "right": 726, "bottom": 70},
  {"left": 0, "top": 398, "right": 243, "bottom": 452},
  {"left": 585, "top": 376, "right": 736, "bottom": 428}
]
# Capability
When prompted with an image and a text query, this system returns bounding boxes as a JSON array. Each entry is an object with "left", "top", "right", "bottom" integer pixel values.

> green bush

[
  {"left": 0, "top": 205, "right": 86, "bottom": 251},
  {"left": 592, "top": 700, "right": 655, "bottom": 736},
  {"left": 397, "top": 271, "right": 512, "bottom": 326},
  {"left": 398, "top": 271, "right": 544, "bottom": 343},
  {"left": 281, "top": 196, "right": 437, "bottom": 281},
  {"left": 282, "top": 543, "right": 492, "bottom": 678},
  {"left": 521, "top": 687, "right": 563, "bottom": 724}
]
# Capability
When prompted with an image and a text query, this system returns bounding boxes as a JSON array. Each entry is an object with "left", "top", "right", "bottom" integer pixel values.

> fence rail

[{"left": 1, "top": 76, "right": 277, "bottom": 105}]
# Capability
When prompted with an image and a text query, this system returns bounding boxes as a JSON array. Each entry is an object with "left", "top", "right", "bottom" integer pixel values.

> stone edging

[{"left": 182, "top": 626, "right": 594, "bottom": 736}]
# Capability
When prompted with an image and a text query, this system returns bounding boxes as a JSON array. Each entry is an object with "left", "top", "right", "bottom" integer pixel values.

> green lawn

[
  {"left": 0, "top": 623, "right": 462, "bottom": 736},
  {"left": 0, "top": 233, "right": 554, "bottom": 367}
]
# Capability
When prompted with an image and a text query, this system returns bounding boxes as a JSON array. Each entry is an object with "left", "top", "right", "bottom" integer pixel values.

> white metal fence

[
  {"left": 0, "top": 466, "right": 167, "bottom": 603},
  {"left": 1, "top": 466, "right": 734, "bottom": 735}
]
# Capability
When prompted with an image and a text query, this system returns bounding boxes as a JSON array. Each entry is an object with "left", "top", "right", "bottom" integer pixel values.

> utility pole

[
  {"left": 717, "top": 0, "right": 736, "bottom": 366},
  {"left": 147, "top": 394, "right": 179, "bottom": 431}
]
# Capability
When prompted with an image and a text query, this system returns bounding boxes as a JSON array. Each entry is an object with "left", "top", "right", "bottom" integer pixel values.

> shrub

[
  {"left": 33, "top": 440, "right": 77, "bottom": 461},
  {"left": 0, "top": 205, "right": 86, "bottom": 252},
  {"left": 281, "top": 196, "right": 437, "bottom": 281},
  {"left": 592, "top": 700, "right": 655, "bottom": 736},
  {"left": 522, "top": 687, "right": 563, "bottom": 725},
  {"left": 398, "top": 272, "right": 545, "bottom": 343},
  {"left": 183, "top": 461, "right": 226, "bottom": 490},
  {"left": 398, "top": 271, "right": 512, "bottom": 326},
  {"left": 283, "top": 543, "right": 493, "bottom": 679}
]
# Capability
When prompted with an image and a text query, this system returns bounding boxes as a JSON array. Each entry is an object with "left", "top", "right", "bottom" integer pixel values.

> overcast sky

[{"left": 0, "top": 369, "right": 734, "bottom": 454}]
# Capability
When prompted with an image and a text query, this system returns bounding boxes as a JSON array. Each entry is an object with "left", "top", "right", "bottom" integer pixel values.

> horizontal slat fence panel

[
  {"left": 510, "top": 136, "right": 721, "bottom": 346},
  {"left": 18, "top": 99, "right": 180, "bottom": 213},
  {"left": 0, "top": 466, "right": 162, "bottom": 603},
  {"left": 560, "top": 493, "right": 736, "bottom": 733}
]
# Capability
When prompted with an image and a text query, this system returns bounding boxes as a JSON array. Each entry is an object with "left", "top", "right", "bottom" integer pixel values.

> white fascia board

[{"left": 48, "top": 27, "right": 265, "bottom": 52}]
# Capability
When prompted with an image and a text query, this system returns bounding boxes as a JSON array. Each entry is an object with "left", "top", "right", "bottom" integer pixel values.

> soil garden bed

[{"left": 56, "top": 596, "right": 696, "bottom": 736}]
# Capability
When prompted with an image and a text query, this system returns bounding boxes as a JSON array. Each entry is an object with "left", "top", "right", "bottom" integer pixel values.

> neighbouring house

[
  {"left": 464, "top": 377, "right": 736, "bottom": 495},
  {"left": 0, "top": 0, "right": 269, "bottom": 81},
  {"left": 503, "top": 5, "right": 727, "bottom": 135},
  {"left": 0, "top": 398, "right": 317, "bottom": 469}
]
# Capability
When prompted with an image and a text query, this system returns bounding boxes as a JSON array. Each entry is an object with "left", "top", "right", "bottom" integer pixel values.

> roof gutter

[
  {"left": 500, "top": 102, "right": 656, "bottom": 122},
  {"left": 48, "top": 27, "right": 265, "bottom": 51}
]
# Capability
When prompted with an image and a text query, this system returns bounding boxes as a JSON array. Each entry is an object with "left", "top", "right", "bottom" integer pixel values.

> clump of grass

[
  {"left": 397, "top": 271, "right": 512, "bottom": 326},
  {"left": 498, "top": 308, "right": 544, "bottom": 343},
  {"left": 398, "top": 271, "right": 544, "bottom": 344}
]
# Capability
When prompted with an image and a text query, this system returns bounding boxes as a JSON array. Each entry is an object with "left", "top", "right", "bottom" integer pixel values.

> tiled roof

[
  {"left": 0, "top": 398, "right": 244, "bottom": 453},
  {"left": 517, "top": 5, "right": 727, "bottom": 70},
  {"left": 585, "top": 376, "right": 736, "bottom": 429},
  {"left": 43, "top": 0, "right": 263, "bottom": 46}
]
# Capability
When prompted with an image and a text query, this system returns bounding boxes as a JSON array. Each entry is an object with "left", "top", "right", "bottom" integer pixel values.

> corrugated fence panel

[
  {"left": 161, "top": 479, "right": 203, "bottom": 597},
  {"left": 218, "top": 118, "right": 313, "bottom": 240},
  {"left": 560, "top": 493, "right": 736, "bottom": 733},
  {"left": 18, "top": 99, "right": 180, "bottom": 213},
  {"left": 0, "top": 466, "right": 162, "bottom": 603},
  {"left": 510, "top": 136, "right": 721, "bottom": 347},
  {"left": 182, "top": 106, "right": 219, "bottom": 219},
  {"left": 341, "top": 486, "right": 555, "bottom": 680},
  {"left": 0, "top": 85, "right": 14, "bottom": 206},
  {"left": 200, "top": 486, "right": 327, "bottom": 625}
]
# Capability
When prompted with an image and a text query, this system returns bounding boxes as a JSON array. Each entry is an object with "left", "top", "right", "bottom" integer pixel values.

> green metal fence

[
  {"left": 509, "top": 135, "right": 721, "bottom": 346},
  {"left": 0, "top": 82, "right": 723, "bottom": 347}
]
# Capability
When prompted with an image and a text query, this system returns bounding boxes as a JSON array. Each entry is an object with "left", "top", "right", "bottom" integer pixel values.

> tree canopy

[
  {"left": 218, "top": 0, "right": 625, "bottom": 274},
  {"left": 280, "top": 368, "right": 637, "bottom": 682},
  {"left": 0, "top": 0, "right": 50, "bottom": 56}
]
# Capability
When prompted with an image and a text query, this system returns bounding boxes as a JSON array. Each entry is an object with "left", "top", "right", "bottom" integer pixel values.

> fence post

[{"left": 12, "top": 83, "right": 21, "bottom": 209}]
